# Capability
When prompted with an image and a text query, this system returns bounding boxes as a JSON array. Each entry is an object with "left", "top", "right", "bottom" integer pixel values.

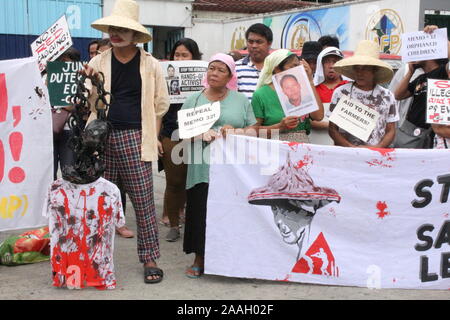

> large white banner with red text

[
  {"left": 206, "top": 135, "right": 450, "bottom": 289},
  {"left": 0, "top": 57, "right": 53, "bottom": 231}
]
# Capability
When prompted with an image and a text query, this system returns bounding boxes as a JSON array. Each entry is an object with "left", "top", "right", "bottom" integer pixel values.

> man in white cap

[
  {"left": 82, "top": 0, "right": 169, "bottom": 284},
  {"left": 327, "top": 40, "right": 398, "bottom": 148}
]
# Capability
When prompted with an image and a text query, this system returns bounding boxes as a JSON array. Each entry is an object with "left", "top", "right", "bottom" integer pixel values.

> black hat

[{"left": 300, "top": 41, "right": 322, "bottom": 61}]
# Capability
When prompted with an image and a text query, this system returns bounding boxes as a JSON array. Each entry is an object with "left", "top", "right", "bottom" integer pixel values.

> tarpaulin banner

[
  {"left": 206, "top": 135, "right": 450, "bottom": 289},
  {"left": 0, "top": 57, "right": 53, "bottom": 231}
]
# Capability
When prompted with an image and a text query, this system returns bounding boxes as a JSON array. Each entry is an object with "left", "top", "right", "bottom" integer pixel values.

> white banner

[
  {"left": 0, "top": 57, "right": 53, "bottom": 231},
  {"left": 30, "top": 15, "right": 73, "bottom": 73},
  {"left": 206, "top": 135, "right": 450, "bottom": 289},
  {"left": 160, "top": 60, "right": 208, "bottom": 104},
  {"left": 426, "top": 79, "right": 450, "bottom": 125},
  {"left": 401, "top": 28, "right": 448, "bottom": 63}
]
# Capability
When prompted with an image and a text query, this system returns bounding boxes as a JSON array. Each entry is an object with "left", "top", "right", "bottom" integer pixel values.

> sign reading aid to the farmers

[
  {"left": 426, "top": 79, "right": 450, "bottom": 125},
  {"left": 46, "top": 61, "right": 84, "bottom": 107},
  {"left": 30, "top": 15, "right": 73, "bottom": 73},
  {"left": 329, "top": 95, "right": 380, "bottom": 142}
]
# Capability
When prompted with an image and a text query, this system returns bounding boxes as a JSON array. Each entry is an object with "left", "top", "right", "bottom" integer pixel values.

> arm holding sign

[
  {"left": 301, "top": 59, "right": 324, "bottom": 121},
  {"left": 432, "top": 124, "right": 450, "bottom": 139}
]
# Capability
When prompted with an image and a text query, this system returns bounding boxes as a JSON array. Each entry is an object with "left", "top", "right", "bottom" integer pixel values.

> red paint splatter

[
  {"left": 368, "top": 147, "right": 394, "bottom": 157},
  {"left": 366, "top": 148, "right": 396, "bottom": 168},
  {"left": 294, "top": 155, "right": 313, "bottom": 170},
  {"left": 376, "top": 201, "right": 390, "bottom": 219},
  {"left": 283, "top": 141, "right": 302, "bottom": 151}
]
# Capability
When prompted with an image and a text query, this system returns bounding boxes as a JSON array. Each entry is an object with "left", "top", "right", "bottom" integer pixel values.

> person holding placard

[
  {"left": 158, "top": 38, "right": 202, "bottom": 242},
  {"left": 394, "top": 25, "right": 450, "bottom": 149},
  {"left": 431, "top": 65, "right": 450, "bottom": 149},
  {"left": 81, "top": 0, "right": 169, "bottom": 284},
  {"left": 328, "top": 40, "right": 398, "bottom": 148},
  {"left": 181, "top": 53, "right": 257, "bottom": 278},
  {"left": 251, "top": 49, "right": 324, "bottom": 143}
]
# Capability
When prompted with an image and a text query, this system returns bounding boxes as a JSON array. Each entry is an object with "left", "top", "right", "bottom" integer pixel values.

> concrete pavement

[{"left": 0, "top": 166, "right": 449, "bottom": 300}]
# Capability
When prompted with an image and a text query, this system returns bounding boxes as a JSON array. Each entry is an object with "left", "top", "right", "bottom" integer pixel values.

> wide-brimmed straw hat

[
  {"left": 333, "top": 40, "right": 393, "bottom": 84},
  {"left": 91, "top": 0, "right": 152, "bottom": 43}
]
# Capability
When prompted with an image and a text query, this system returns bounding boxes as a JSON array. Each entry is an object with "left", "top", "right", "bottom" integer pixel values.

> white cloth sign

[
  {"left": 206, "top": 135, "right": 450, "bottom": 289},
  {"left": 178, "top": 102, "right": 220, "bottom": 139},
  {"left": 401, "top": 28, "right": 448, "bottom": 63},
  {"left": 30, "top": 15, "right": 73, "bottom": 73},
  {"left": 160, "top": 61, "right": 208, "bottom": 104},
  {"left": 0, "top": 57, "right": 53, "bottom": 231},
  {"left": 329, "top": 95, "right": 380, "bottom": 143},
  {"left": 426, "top": 79, "right": 450, "bottom": 125},
  {"left": 272, "top": 65, "right": 319, "bottom": 117}
]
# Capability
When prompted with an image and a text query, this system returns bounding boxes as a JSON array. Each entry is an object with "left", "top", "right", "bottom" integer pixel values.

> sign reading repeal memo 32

[
  {"left": 178, "top": 102, "right": 221, "bottom": 139},
  {"left": 401, "top": 28, "right": 448, "bottom": 63},
  {"left": 329, "top": 95, "right": 380, "bottom": 142}
]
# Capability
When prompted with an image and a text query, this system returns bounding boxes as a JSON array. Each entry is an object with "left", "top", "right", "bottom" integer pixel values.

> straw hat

[
  {"left": 333, "top": 40, "right": 393, "bottom": 84},
  {"left": 91, "top": 0, "right": 152, "bottom": 43}
]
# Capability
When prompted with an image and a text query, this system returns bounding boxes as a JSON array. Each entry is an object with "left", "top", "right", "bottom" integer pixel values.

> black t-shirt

[
  {"left": 161, "top": 103, "right": 183, "bottom": 139},
  {"left": 406, "top": 64, "right": 448, "bottom": 129},
  {"left": 107, "top": 50, "right": 142, "bottom": 129}
]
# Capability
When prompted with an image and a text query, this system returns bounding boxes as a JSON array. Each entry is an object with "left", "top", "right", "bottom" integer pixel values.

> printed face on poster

[
  {"left": 401, "top": 28, "right": 448, "bottom": 63},
  {"left": 426, "top": 79, "right": 450, "bottom": 125},
  {"left": 272, "top": 65, "right": 318, "bottom": 117},
  {"left": 30, "top": 15, "right": 73, "bottom": 73},
  {"left": 46, "top": 61, "right": 84, "bottom": 107},
  {"left": 160, "top": 61, "right": 208, "bottom": 104},
  {"left": 329, "top": 95, "right": 380, "bottom": 142}
]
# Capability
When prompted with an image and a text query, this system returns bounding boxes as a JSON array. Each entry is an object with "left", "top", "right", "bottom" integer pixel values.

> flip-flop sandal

[
  {"left": 185, "top": 266, "right": 204, "bottom": 279},
  {"left": 144, "top": 267, "right": 164, "bottom": 284}
]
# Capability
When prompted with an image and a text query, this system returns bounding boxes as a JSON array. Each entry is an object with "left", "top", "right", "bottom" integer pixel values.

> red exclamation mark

[
  {"left": 8, "top": 132, "right": 25, "bottom": 183},
  {"left": 0, "top": 73, "right": 8, "bottom": 183}
]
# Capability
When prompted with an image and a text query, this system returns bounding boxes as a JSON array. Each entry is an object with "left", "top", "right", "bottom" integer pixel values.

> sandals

[
  {"left": 185, "top": 266, "right": 204, "bottom": 279},
  {"left": 116, "top": 226, "right": 134, "bottom": 238},
  {"left": 144, "top": 266, "right": 164, "bottom": 284}
]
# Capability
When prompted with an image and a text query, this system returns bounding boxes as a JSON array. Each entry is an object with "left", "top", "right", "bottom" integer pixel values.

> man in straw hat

[
  {"left": 327, "top": 40, "right": 398, "bottom": 148},
  {"left": 82, "top": 0, "right": 169, "bottom": 283}
]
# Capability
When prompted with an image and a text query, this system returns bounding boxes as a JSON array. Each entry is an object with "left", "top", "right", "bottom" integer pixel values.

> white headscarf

[
  {"left": 256, "top": 49, "right": 293, "bottom": 89},
  {"left": 313, "top": 46, "right": 344, "bottom": 86}
]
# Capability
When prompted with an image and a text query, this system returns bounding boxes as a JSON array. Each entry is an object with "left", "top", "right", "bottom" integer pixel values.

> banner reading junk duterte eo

[
  {"left": 46, "top": 61, "right": 84, "bottom": 107},
  {"left": 205, "top": 135, "right": 450, "bottom": 289},
  {"left": 160, "top": 61, "right": 208, "bottom": 104}
]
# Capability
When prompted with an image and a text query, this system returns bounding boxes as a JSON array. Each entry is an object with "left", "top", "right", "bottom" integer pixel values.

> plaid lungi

[{"left": 104, "top": 128, "right": 160, "bottom": 263}]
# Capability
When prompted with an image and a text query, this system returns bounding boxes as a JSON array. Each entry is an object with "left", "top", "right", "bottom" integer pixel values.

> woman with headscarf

[
  {"left": 251, "top": 49, "right": 324, "bottom": 143},
  {"left": 181, "top": 53, "right": 257, "bottom": 278}
]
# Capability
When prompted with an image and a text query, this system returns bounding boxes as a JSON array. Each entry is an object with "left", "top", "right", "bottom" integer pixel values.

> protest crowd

[{"left": 1, "top": 0, "right": 450, "bottom": 291}]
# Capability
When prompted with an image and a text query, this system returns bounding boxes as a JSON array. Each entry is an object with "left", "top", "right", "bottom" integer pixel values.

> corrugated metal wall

[{"left": 0, "top": 0, "right": 103, "bottom": 61}]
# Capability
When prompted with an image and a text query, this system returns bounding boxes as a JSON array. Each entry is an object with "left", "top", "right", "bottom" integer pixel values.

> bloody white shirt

[{"left": 42, "top": 177, "right": 125, "bottom": 290}]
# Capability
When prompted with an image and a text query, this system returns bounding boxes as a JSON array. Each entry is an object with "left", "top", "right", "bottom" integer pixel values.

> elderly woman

[
  {"left": 328, "top": 40, "right": 397, "bottom": 148},
  {"left": 181, "top": 53, "right": 257, "bottom": 278},
  {"left": 251, "top": 49, "right": 324, "bottom": 143}
]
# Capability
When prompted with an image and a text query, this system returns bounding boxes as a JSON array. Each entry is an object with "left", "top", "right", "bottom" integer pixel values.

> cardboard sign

[
  {"left": 30, "top": 15, "right": 73, "bottom": 73},
  {"left": 178, "top": 102, "right": 220, "bottom": 139},
  {"left": 401, "top": 28, "right": 448, "bottom": 63},
  {"left": 46, "top": 61, "right": 84, "bottom": 106},
  {"left": 329, "top": 95, "right": 380, "bottom": 142},
  {"left": 160, "top": 61, "right": 208, "bottom": 104},
  {"left": 272, "top": 65, "right": 319, "bottom": 117},
  {"left": 426, "top": 79, "right": 450, "bottom": 125}
]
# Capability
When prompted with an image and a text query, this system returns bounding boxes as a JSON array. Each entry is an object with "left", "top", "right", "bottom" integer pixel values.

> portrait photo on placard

[{"left": 272, "top": 65, "right": 318, "bottom": 117}]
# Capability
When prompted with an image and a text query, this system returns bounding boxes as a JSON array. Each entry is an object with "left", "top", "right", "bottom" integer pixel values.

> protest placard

[
  {"left": 329, "top": 95, "right": 380, "bottom": 142},
  {"left": 401, "top": 28, "right": 448, "bottom": 63},
  {"left": 272, "top": 65, "right": 319, "bottom": 117},
  {"left": 426, "top": 79, "right": 450, "bottom": 125},
  {"left": 30, "top": 15, "right": 73, "bottom": 73},
  {"left": 47, "top": 61, "right": 84, "bottom": 106},
  {"left": 160, "top": 61, "right": 208, "bottom": 104},
  {"left": 178, "top": 102, "right": 220, "bottom": 139}
]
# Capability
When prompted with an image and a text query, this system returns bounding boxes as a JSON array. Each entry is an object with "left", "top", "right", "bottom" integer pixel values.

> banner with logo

[
  {"left": 160, "top": 61, "right": 208, "bottom": 104},
  {"left": 0, "top": 58, "right": 53, "bottom": 231},
  {"left": 206, "top": 135, "right": 450, "bottom": 289}
]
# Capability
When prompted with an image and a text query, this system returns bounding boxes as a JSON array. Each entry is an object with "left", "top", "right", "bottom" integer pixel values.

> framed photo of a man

[{"left": 273, "top": 65, "right": 319, "bottom": 117}]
